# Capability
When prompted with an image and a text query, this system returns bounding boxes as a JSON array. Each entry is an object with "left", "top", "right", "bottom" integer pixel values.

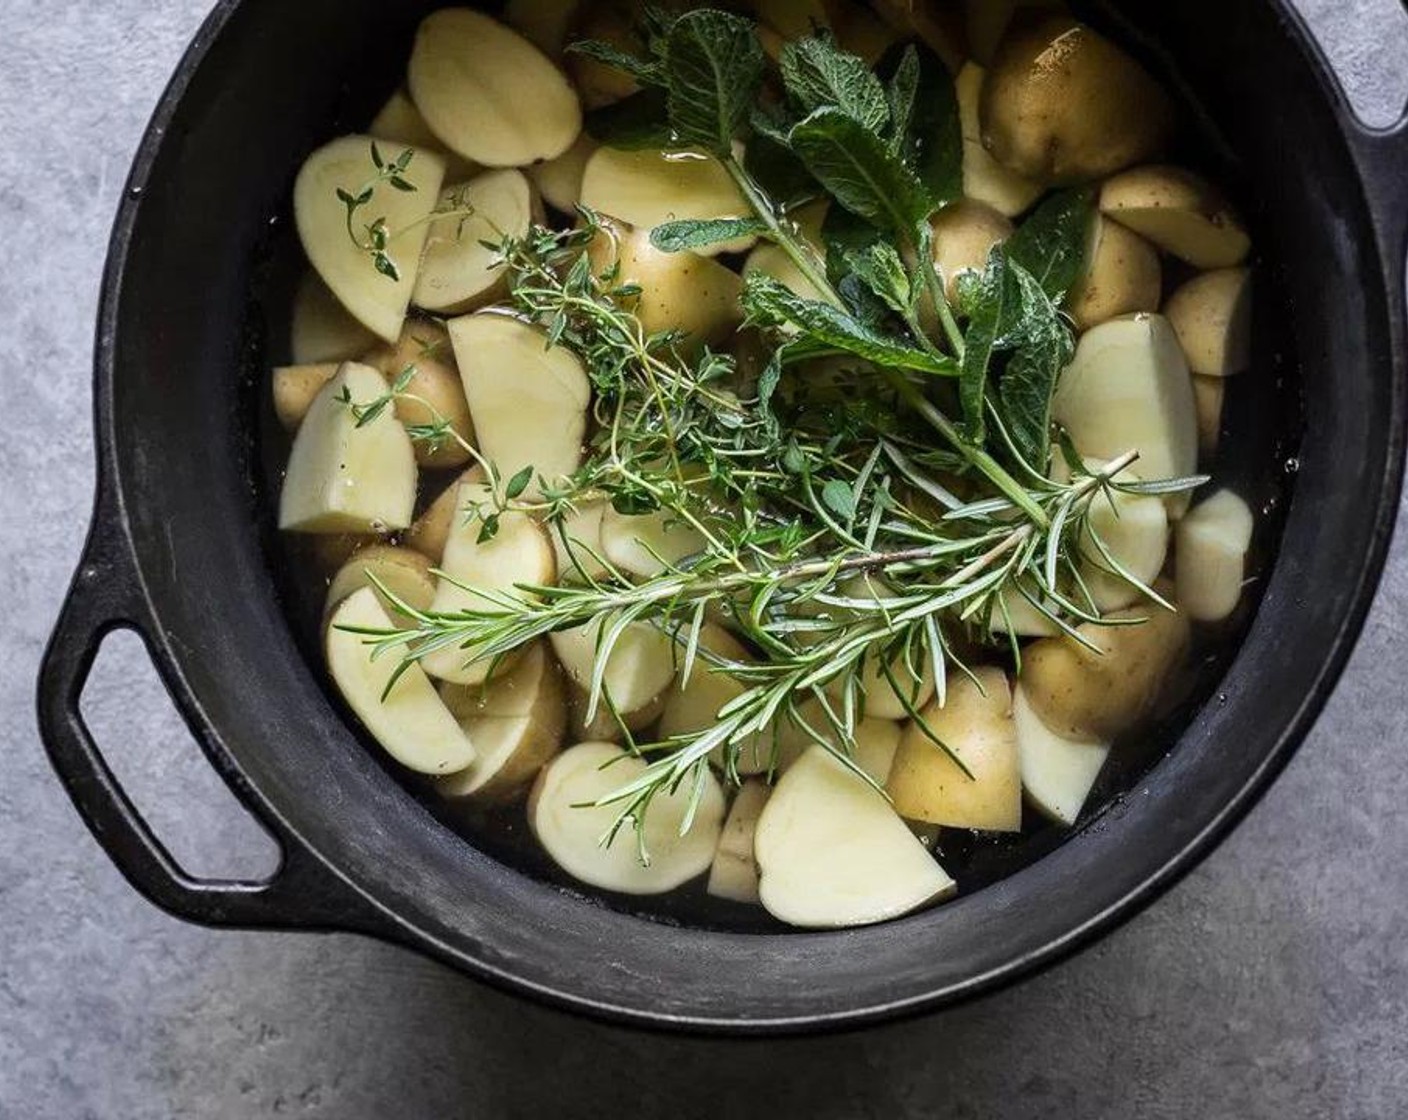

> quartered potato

[
  {"left": 547, "top": 500, "right": 612, "bottom": 583},
  {"left": 707, "top": 780, "right": 770, "bottom": 904},
  {"left": 409, "top": 9, "right": 583, "bottom": 167},
  {"left": 930, "top": 199, "right": 1014, "bottom": 302},
  {"left": 1176, "top": 489, "right": 1254, "bottom": 623},
  {"left": 955, "top": 63, "right": 1043, "bottom": 217},
  {"left": 980, "top": 15, "right": 1173, "bottom": 183},
  {"left": 412, "top": 169, "right": 538, "bottom": 315},
  {"left": 325, "top": 545, "right": 437, "bottom": 621},
  {"left": 1101, "top": 166, "right": 1251, "bottom": 269},
  {"left": 290, "top": 272, "right": 378, "bottom": 366},
  {"left": 1022, "top": 592, "right": 1192, "bottom": 741},
  {"left": 406, "top": 467, "right": 483, "bottom": 565},
  {"left": 294, "top": 136, "right": 446, "bottom": 343},
  {"left": 755, "top": 745, "right": 956, "bottom": 928},
  {"left": 580, "top": 147, "right": 755, "bottom": 255},
  {"left": 887, "top": 667, "right": 1022, "bottom": 832},
  {"left": 1192, "top": 374, "right": 1225, "bottom": 458},
  {"left": 1052, "top": 314, "right": 1199, "bottom": 500},
  {"left": 326, "top": 588, "right": 477, "bottom": 776},
  {"left": 421, "top": 482, "right": 556, "bottom": 686},
  {"left": 1078, "top": 462, "right": 1171, "bottom": 613},
  {"left": 599, "top": 505, "right": 708, "bottom": 578},
  {"left": 364, "top": 319, "right": 476, "bottom": 469},
  {"left": 1067, "top": 215, "right": 1162, "bottom": 331},
  {"left": 1165, "top": 267, "right": 1253, "bottom": 377},
  {"left": 588, "top": 219, "right": 744, "bottom": 346},
  {"left": 659, "top": 624, "right": 773, "bottom": 776},
  {"left": 279, "top": 362, "right": 418, "bottom": 534},
  {"left": 530, "top": 742, "right": 725, "bottom": 894},
  {"left": 528, "top": 134, "right": 598, "bottom": 215},
  {"left": 438, "top": 641, "right": 567, "bottom": 802},
  {"left": 272, "top": 363, "right": 340, "bottom": 431},
  {"left": 550, "top": 614, "right": 679, "bottom": 725},
  {"left": 774, "top": 701, "right": 904, "bottom": 783},
  {"left": 448, "top": 312, "right": 591, "bottom": 494},
  {"left": 1012, "top": 682, "right": 1110, "bottom": 826}
]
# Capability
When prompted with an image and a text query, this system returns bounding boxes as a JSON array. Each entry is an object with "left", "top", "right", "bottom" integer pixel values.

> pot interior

[{"left": 100, "top": 0, "right": 1395, "bottom": 1024}]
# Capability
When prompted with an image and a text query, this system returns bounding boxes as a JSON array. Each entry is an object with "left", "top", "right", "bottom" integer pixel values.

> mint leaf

[
  {"left": 820, "top": 478, "right": 857, "bottom": 522},
  {"left": 885, "top": 46, "right": 920, "bottom": 151},
  {"left": 741, "top": 272, "right": 956, "bottom": 376},
  {"left": 1004, "top": 188, "right": 1098, "bottom": 303},
  {"left": 996, "top": 268, "right": 1074, "bottom": 470},
  {"left": 891, "top": 44, "right": 963, "bottom": 208},
  {"left": 585, "top": 88, "right": 673, "bottom": 150},
  {"left": 663, "top": 10, "right": 766, "bottom": 157},
  {"left": 651, "top": 217, "right": 769, "bottom": 252},
  {"left": 843, "top": 243, "right": 912, "bottom": 316},
  {"left": 779, "top": 36, "right": 890, "bottom": 133},
  {"left": 821, "top": 204, "right": 883, "bottom": 284},
  {"left": 789, "top": 107, "right": 935, "bottom": 233},
  {"left": 957, "top": 248, "right": 1023, "bottom": 440}
]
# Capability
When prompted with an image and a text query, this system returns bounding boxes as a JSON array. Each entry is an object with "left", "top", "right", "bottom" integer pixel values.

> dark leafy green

[
  {"left": 650, "top": 217, "right": 770, "bottom": 252},
  {"left": 1003, "top": 188, "right": 1098, "bottom": 304},
  {"left": 887, "top": 44, "right": 962, "bottom": 208},
  {"left": 584, "top": 88, "right": 673, "bottom": 150},
  {"left": 779, "top": 35, "right": 890, "bottom": 133},
  {"left": 789, "top": 107, "right": 935, "bottom": 233},
  {"left": 662, "top": 10, "right": 766, "bottom": 156},
  {"left": 843, "top": 243, "right": 913, "bottom": 317}
]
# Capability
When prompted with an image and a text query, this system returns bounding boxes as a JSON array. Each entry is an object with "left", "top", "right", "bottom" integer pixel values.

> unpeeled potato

[
  {"left": 1067, "top": 215, "right": 1162, "bottom": 330},
  {"left": 929, "top": 199, "right": 1014, "bottom": 302},
  {"left": 980, "top": 15, "right": 1173, "bottom": 184},
  {"left": 364, "top": 320, "right": 476, "bottom": 469},
  {"left": 1101, "top": 166, "right": 1251, "bottom": 269}
]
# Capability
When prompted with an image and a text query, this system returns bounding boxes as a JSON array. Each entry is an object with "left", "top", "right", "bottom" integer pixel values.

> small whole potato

[
  {"left": 980, "top": 15, "right": 1173, "bottom": 184},
  {"left": 930, "top": 200, "right": 1015, "bottom": 303},
  {"left": 1021, "top": 592, "right": 1192, "bottom": 742}
]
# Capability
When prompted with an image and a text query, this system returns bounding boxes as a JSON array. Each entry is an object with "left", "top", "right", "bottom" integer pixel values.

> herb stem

[{"left": 724, "top": 156, "right": 838, "bottom": 304}]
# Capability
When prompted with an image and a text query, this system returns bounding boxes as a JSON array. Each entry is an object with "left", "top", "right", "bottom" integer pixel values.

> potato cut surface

[
  {"left": 413, "top": 169, "right": 536, "bottom": 314},
  {"left": 1012, "top": 683, "right": 1110, "bottom": 826},
  {"left": 707, "top": 780, "right": 771, "bottom": 904},
  {"left": 1176, "top": 490, "right": 1254, "bottom": 622}
]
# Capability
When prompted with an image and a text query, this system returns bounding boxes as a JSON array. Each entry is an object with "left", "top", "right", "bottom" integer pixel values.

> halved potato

[
  {"left": 955, "top": 63, "right": 1043, "bottom": 217},
  {"left": 364, "top": 320, "right": 476, "bottom": 469},
  {"left": 550, "top": 614, "right": 678, "bottom": 722},
  {"left": 599, "top": 505, "right": 708, "bottom": 578},
  {"left": 1176, "top": 489, "right": 1254, "bottom": 623},
  {"left": 1192, "top": 374, "right": 1225, "bottom": 458},
  {"left": 930, "top": 199, "right": 1015, "bottom": 303},
  {"left": 368, "top": 89, "right": 480, "bottom": 181},
  {"left": 411, "top": 170, "right": 537, "bottom": 315},
  {"left": 588, "top": 219, "right": 744, "bottom": 346},
  {"left": 1012, "top": 681, "right": 1110, "bottom": 826},
  {"left": 707, "top": 780, "right": 771, "bottom": 904},
  {"left": 1021, "top": 591, "right": 1191, "bottom": 741},
  {"left": 503, "top": 0, "right": 581, "bottom": 55},
  {"left": 437, "top": 641, "right": 567, "bottom": 801},
  {"left": 448, "top": 312, "right": 591, "bottom": 493},
  {"left": 1101, "top": 166, "right": 1251, "bottom": 269},
  {"left": 406, "top": 467, "right": 483, "bottom": 565},
  {"left": 279, "top": 363, "right": 418, "bottom": 534},
  {"left": 409, "top": 9, "right": 582, "bottom": 167},
  {"left": 547, "top": 500, "right": 612, "bottom": 583},
  {"left": 1067, "top": 215, "right": 1162, "bottom": 331},
  {"left": 659, "top": 624, "right": 772, "bottom": 776},
  {"left": 1165, "top": 267, "right": 1253, "bottom": 377},
  {"left": 272, "top": 363, "right": 339, "bottom": 431},
  {"left": 887, "top": 666, "right": 1022, "bottom": 832},
  {"left": 422, "top": 482, "right": 556, "bottom": 685},
  {"left": 294, "top": 136, "right": 446, "bottom": 343},
  {"left": 1051, "top": 314, "right": 1199, "bottom": 499},
  {"left": 1079, "top": 462, "right": 1170, "bottom": 613},
  {"left": 528, "top": 134, "right": 598, "bottom": 215},
  {"left": 980, "top": 16, "right": 1173, "bottom": 183},
  {"left": 568, "top": 687, "right": 667, "bottom": 741},
  {"left": 580, "top": 147, "right": 754, "bottom": 255},
  {"left": 325, "top": 545, "right": 437, "bottom": 621},
  {"left": 326, "top": 588, "right": 477, "bottom": 776},
  {"left": 775, "top": 698, "right": 904, "bottom": 781},
  {"left": 290, "top": 272, "right": 378, "bottom": 365},
  {"left": 755, "top": 745, "right": 956, "bottom": 928},
  {"left": 529, "top": 742, "right": 725, "bottom": 894}
]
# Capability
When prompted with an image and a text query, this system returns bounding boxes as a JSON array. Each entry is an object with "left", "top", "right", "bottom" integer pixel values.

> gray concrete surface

[{"left": 3, "top": 2, "right": 1407, "bottom": 1117}]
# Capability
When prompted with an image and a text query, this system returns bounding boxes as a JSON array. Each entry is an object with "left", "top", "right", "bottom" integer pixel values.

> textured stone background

[{"left": 3, "top": 3, "right": 1406, "bottom": 1117}]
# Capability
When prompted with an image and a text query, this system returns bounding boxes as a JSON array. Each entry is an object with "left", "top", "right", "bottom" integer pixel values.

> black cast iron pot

[{"left": 37, "top": 0, "right": 1408, "bottom": 1033}]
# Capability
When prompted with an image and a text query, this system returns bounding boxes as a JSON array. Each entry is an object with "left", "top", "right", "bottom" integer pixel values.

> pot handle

[{"left": 37, "top": 505, "right": 392, "bottom": 935}]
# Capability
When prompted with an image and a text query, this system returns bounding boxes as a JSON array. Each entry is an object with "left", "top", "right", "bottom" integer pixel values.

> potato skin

[
  {"left": 929, "top": 200, "right": 1014, "bottom": 303},
  {"left": 1068, "top": 217, "right": 1161, "bottom": 331},
  {"left": 980, "top": 15, "right": 1173, "bottom": 184},
  {"left": 1022, "top": 596, "right": 1192, "bottom": 741},
  {"left": 364, "top": 320, "right": 475, "bottom": 469}
]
